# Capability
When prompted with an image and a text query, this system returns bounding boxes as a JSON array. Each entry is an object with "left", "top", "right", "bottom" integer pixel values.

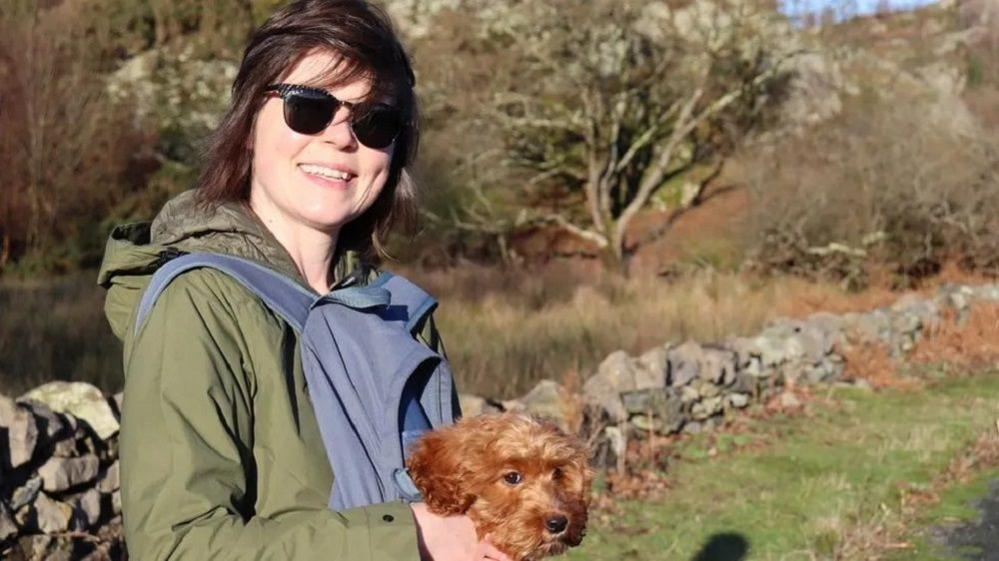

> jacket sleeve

[{"left": 119, "top": 273, "right": 421, "bottom": 561}]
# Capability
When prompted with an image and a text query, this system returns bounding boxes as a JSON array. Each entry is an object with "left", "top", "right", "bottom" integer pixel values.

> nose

[
  {"left": 320, "top": 107, "right": 357, "bottom": 149},
  {"left": 545, "top": 515, "right": 568, "bottom": 534}
]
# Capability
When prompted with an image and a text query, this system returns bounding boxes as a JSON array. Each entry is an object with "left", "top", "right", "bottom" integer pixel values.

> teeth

[{"left": 300, "top": 164, "right": 352, "bottom": 181}]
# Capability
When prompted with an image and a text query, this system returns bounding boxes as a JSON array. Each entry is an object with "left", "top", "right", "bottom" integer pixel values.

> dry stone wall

[
  {"left": 466, "top": 283, "right": 999, "bottom": 468},
  {"left": 0, "top": 383, "right": 124, "bottom": 560},
  {"left": 2, "top": 283, "right": 998, "bottom": 559}
]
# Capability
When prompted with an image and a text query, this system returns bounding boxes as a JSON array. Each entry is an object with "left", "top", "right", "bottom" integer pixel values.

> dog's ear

[{"left": 407, "top": 427, "right": 476, "bottom": 515}]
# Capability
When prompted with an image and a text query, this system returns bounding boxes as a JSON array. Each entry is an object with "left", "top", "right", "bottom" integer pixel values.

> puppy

[{"left": 406, "top": 412, "right": 593, "bottom": 561}]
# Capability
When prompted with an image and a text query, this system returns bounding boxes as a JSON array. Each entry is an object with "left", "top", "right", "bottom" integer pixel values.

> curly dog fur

[{"left": 406, "top": 412, "right": 593, "bottom": 561}]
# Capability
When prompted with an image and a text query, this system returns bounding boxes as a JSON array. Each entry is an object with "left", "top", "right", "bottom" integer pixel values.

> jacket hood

[{"left": 97, "top": 190, "right": 362, "bottom": 340}]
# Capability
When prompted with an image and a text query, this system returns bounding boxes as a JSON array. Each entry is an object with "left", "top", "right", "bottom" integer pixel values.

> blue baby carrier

[{"left": 133, "top": 252, "right": 457, "bottom": 510}]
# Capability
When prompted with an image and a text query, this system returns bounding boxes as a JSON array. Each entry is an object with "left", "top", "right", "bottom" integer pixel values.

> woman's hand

[{"left": 410, "top": 502, "right": 514, "bottom": 561}]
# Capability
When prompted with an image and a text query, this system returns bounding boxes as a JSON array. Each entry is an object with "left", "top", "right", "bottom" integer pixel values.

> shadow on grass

[
  {"left": 691, "top": 532, "right": 749, "bottom": 561},
  {"left": 939, "top": 479, "right": 999, "bottom": 561}
]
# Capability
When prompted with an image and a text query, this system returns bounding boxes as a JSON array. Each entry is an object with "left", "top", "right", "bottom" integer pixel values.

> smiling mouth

[{"left": 298, "top": 163, "right": 357, "bottom": 182}]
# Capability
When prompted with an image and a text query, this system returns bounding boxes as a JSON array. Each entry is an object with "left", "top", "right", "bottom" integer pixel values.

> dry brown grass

[
  {"left": 397, "top": 255, "right": 999, "bottom": 398},
  {"left": 910, "top": 304, "right": 999, "bottom": 370},
  {"left": 840, "top": 342, "right": 916, "bottom": 390},
  {"left": 838, "top": 302, "right": 999, "bottom": 392},
  {"left": 399, "top": 262, "right": 910, "bottom": 398}
]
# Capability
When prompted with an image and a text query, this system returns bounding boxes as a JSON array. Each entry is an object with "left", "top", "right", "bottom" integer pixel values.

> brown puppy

[{"left": 406, "top": 412, "right": 593, "bottom": 561}]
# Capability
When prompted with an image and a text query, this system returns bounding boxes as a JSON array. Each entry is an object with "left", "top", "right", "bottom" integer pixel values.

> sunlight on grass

[{"left": 569, "top": 373, "right": 999, "bottom": 561}]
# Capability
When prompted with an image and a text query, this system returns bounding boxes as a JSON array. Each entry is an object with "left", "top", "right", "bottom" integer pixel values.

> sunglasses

[{"left": 263, "top": 83, "right": 403, "bottom": 149}]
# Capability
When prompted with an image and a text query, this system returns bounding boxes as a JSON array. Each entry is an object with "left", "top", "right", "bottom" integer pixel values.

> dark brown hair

[{"left": 196, "top": 0, "right": 419, "bottom": 261}]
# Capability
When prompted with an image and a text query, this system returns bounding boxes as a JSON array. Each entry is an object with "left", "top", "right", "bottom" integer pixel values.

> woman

[{"left": 97, "top": 1, "right": 511, "bottom": 559}]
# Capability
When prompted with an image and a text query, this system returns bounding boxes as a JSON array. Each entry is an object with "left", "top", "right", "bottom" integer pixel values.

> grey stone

[
  {"left": 763, "top": 319, "right": 831, "bottom": 365},
  {"left": 97, "top": 461, "right": 120, "bottom": 494},
  {"left": 35, "top": 493, "right": 73, "bottom": 533},
  {"left": 515, "top": 380, "right": 566, "bottom": 422},
  {"left": 14, "top": 501, "right": 34, "bottom": 528},
  {"left": 583, "top": 351, "right": 639, "bottom": 423},
  {"left": 630, "top": 414, "right": 664, "bottom": 433},
  {"left": 110, "top": 489, "right": 121, "bottom": 515},
  {"left": 667, "top": 341, "right": 702, "bottom": 386},
  {"left": 804, "top": 364, "right": 830, "bottom": 384},
  {"left": 751, "top": 332, "right": 789, "bottom": 367},
  {"left": 458, "top": 394, "right": 501, "bottom": 418},
  {"left": 74, "top": 488, "right": 103, "bottom": 527},
  {"left": 14, "top": 535, "right": 54, "bottom": 560},
  {"left": 804, "top": 312, "right": 845, "bottom": 336},
  {"left": 742, "top": 356, "right": 764, "bottom": 378},
  {"left": 891, "top": 311, "right": 923, "bottom": 337},
  {"left": 691, "top": 397, "right": 723, "bottom": 420},
  {"left": 726, "top": 393, "right": 750, "bottom": 409},
  {"left": 7, "top": 404, "right": 38, "bottom": 468},
  {"left": 727, "top": 336, "right": 759, "bottom": 365},
  {"left": 0, "top": 501, "right": 17, "bottom": 541},
  {"left": 52, "top": 435, "right": 80, "bottom": 458},
  {"left": 939, "top": 284, "right": 974, "bottom": 314},
  {"left": 10, "top": 476, "right": 42, "bottom": 510},
  {"left": 680, "top": 385, "right": 700, "bottom": 404},
  {"left": 621, "top": 388, "right": 684, "bottom": 434},
  {"left": 730, "top": 371, "right": 759, "bottom": 394},
  {"left": 970, "top": 284, "right": 999, "bottom": 301},
  {"left": 703, "top": 417, "right": 721, "bottom": 432},
  {"left": 19, "top": 382, "right": 119, "bottom": 440},
  {"left": 845, "top": 310, "right": 892, "bottom": 344},
  {"left": 634, "top": 345, "right": 669, "bottom": 388},
  {"left": 18, "top": 400, "right": 71, "bottom": 440},
  {"left": 699, "top": 381, "right": 721, "bottom": 399},
  {"left": 38, "top": 455, "right": 100, "bottom": 492},
  {"left": 683, "top": 421, "right": 702, "bottom": 435},
  {"left": 0, "top": 394, "right": 15, "bottom": 426},
  {"left": 699, "top": 346, "right": 738, "bottom": 385}
]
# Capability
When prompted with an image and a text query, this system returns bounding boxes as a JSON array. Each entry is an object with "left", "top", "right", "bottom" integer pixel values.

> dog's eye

[
  {"left": 552, "top": 467, "right": 563, "bottom": 480},
  {"left": 503, "top": 471, "right": 523, "bottom": 485}
]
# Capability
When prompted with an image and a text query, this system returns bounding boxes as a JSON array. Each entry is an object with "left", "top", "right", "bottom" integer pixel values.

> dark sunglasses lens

[
  {"left": 283, "top": 92, "right": 335, "bottom": 135},
  {"left": 352, "top": 107, "right": 402, "bottom": 149}
]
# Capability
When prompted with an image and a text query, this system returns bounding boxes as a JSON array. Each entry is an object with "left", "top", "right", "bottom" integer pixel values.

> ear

[{"left": 406, "top": 427, "right": 476, "bottom": 515}]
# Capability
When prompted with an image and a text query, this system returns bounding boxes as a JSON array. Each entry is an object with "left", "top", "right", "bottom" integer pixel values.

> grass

[
  {"left": 569, "top": 371, "right": 999, "bottom": 561},
  {"left": 0, "top": 272, "right": 122, "bottom": 397},
  {"left": 884, "top": 467, "right": 999, "bottom": 561}
]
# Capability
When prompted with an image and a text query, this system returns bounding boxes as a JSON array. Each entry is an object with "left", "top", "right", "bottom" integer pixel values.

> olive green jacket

[{"left": 98, "top": 191, "right": 441, "bottom": 561}]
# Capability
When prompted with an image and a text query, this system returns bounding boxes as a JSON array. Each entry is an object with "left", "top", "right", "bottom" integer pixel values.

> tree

[
  {"left": 0, "top": 0, "right": 131, "bottom": 270},
  {"left": 487, "top": 0, "right": 797, "bottom": 274}
]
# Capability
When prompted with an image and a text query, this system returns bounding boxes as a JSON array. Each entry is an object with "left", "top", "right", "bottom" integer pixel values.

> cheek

[
  {"left": 359, "top": 145, "right": 393, "bottom": 185},
  {"left": 252, "top": 105, "right": 308, "bottom": 177}
]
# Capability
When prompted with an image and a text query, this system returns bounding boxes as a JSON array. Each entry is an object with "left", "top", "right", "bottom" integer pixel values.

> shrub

[{"left": 743, "top": 96, "right": 999, "bottom": 289}]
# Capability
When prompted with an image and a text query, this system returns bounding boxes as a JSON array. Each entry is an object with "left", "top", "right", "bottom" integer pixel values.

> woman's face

[{"left": 249, "top": 49, "right": 394, "bottom": 238}]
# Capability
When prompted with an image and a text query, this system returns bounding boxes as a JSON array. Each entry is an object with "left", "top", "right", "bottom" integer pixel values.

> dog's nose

[{"left": 545, "top": 515, "right": 568, "bottom": 534}]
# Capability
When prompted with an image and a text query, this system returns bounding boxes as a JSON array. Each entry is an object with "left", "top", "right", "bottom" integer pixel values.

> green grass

[
  {"left": 570, "top": 373, "right": 999, "bottom": 561},
  {"left": 883, "top": 467, "right": 999, "bottom": 561}
]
